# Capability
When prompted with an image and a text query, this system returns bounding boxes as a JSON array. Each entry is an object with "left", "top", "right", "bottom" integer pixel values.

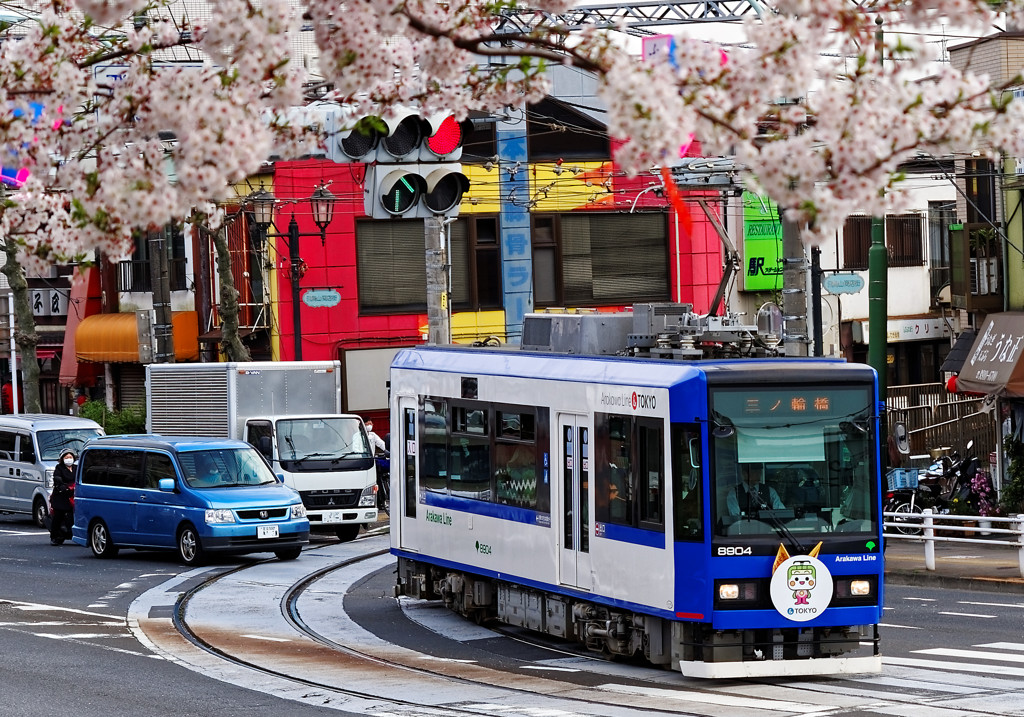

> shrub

[
  {"left": 79, "top": 400, "right": 146, "bottom": 435},
  {"left": 1000, "top": 436, "right": 1024, "bottom": 515}
]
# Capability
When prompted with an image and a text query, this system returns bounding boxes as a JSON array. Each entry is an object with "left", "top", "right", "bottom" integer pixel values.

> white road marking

[
  {"left": 936, "top": 611, "right": 996, "bottom": 619},
  {"left": 878, "top": 623, "right": 922, "bottom": 629},
  {"left": 975, "top": 642, "right": 1024, "bottom": 651},
  {"left": 520, "top": 665, "right": 580, "bottom": 673},
  {"left": 959, "top": 601, "right": 1024, "bottom": 609},
  {"left": 240, "top": 634, "right": 291, "bottom": 642},
  {"left": 889, "top": 656, "right": 1024, "bottom": 678},
  {"left": 915, "top": 647, "right": 1024, "bottom": 663},
  {"left": 901, "top": 597, "right": 937, "bottom": 602},
  {"left": 0, "top": 599, "right": 123, "bottom": 621}
]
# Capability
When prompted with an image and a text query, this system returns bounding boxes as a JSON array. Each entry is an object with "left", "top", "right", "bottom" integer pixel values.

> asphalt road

[{"left": 4, "top": 511, "right": 1024, "bottom": 717}]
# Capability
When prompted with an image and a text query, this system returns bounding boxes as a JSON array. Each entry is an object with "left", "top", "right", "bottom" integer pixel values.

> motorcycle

[{"left": 884, "top": 440, "right": 981, "bottom": 535}]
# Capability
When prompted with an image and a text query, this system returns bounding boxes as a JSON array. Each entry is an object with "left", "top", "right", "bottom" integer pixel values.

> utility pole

[
  {"left": 869, "top": 16, "right": 889, "bottom": 428},
  {"left": 425, "top": 215, "right": 450, "bottom": 345},
  {"left": 782, "top": 214, "right": 809, "bottom": 356},
  {"left": 149, "top": 225, "right": 175, "bottom": 364}
]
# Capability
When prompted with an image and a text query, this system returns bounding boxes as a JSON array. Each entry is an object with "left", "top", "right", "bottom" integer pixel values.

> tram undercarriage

[{"left": 394, "top": 557, "right": 881, "bottom": 678}]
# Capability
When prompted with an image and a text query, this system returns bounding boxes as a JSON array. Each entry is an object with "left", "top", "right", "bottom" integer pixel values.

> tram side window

[
  {"left": 450, "top": 405, "right": 491, "bottom": 501},
  {"left": 671, "top": 424, "right": 703, "bottom": 540},
  {"left": 638, "top": 420, "right": 663, "bottom": 528},
  {"left": 495, "top": 410, "right": 539, "bottom": 508},
  {"left": 594, "top": 413, "right": 665, "bottom": 531},
  {"left": 421, "top": 398, "right": 448, "bottom": 494}
]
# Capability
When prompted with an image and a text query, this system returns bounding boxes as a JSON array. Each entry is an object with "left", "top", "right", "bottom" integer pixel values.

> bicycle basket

[{"left": 886, "top": 468, "right": 919, "bottom": 491}]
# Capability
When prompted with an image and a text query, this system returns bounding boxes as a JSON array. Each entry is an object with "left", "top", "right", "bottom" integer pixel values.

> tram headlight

[
  {"left": 717, "top": 581, "right": 758, "bottom": 602},
  {"left": 850, "top": 580, "right": 871, "bottom": 596}
]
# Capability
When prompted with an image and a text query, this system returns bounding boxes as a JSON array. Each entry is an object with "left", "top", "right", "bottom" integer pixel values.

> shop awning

[
  {"left": 76, "top": 311, "right": 200, "bottom": 363},
  {"left": 955, "top": 313, "right": 1024, "bottom": 397},
  {"left": 940, "top": 329, "right": 977, "bottom": 374}
]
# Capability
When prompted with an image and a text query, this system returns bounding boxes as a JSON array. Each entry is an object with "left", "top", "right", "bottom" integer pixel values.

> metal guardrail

[{"left": 884, "top": 509, "right": 1024, "bottom": 577}]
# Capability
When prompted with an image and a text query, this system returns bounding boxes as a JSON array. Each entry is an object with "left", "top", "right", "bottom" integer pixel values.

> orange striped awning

[{"left": 76, "top": 311, "right": 199, "bottom": 363}]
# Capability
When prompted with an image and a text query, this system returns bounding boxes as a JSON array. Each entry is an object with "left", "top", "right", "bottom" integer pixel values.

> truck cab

[{"left": 244, "top": 414, "right": 378, "bottom": 541}]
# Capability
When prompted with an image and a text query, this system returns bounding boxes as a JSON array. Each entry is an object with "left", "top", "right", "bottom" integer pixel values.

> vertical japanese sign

[{"left": 742, "top": 190, "right": 783, "bottom": 291}]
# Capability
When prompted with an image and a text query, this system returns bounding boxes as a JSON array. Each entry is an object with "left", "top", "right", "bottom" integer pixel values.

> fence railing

[{"left": 883, "top": 509, "right": 1024, "bottom": 577}]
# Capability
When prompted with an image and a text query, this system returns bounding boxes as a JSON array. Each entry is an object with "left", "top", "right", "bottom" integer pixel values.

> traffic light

[{"left": 313, "top": 102, "right": 470, "bottom": 218}]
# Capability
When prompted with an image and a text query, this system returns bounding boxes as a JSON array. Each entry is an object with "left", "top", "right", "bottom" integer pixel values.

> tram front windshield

[{"left": 710, "top": 385, "right": 877, "bottom": 538}]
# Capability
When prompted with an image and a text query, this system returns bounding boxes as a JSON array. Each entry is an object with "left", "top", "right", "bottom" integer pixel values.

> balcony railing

[{"left": 117, "top": 258, "right": 188, "bottom": 292}]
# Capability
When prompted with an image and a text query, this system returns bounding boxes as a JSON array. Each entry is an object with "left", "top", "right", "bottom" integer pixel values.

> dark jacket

[{"left": 50, "top": 462, "right": 75, "bottom": 512}]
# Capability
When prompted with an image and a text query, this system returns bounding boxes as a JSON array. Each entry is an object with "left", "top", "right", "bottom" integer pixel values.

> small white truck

[{"left": 146, "top": 361, "right": 377, "bottom": 540}]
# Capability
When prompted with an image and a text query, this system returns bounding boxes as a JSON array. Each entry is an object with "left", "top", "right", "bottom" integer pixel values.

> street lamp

[{"left": 247, "top": 184, "right": 337, "bottom": 361}]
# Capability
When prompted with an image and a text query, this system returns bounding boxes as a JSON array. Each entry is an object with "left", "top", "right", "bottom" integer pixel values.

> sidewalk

[{"left": 884, "top": 535, "right": 1024, "bottom": 593}]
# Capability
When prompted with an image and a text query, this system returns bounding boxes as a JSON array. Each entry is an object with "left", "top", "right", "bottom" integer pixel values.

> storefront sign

[
  {"left": 741, "top": 191, "right": 783, "bottom": 291},
  {"left": 302, "top": 289, "right": 341, "bottom": 308},
  {"left": 860, "top": 318, "right": 950, "bottom": 343},
  {"left": 822, "top": 273, "right": 865, "bottom": 295}
]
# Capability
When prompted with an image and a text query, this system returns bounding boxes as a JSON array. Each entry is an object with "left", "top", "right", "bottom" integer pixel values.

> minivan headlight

[
  {"left": 205, "top": 508, "right": 236, "bottom": 524},
  {"left": 290, "top": 503, "right": 307, "bottom": 519},
  {"left": 358, "top": 484, "right": 377, "bottom": 507},
  {"left": 44, "top": 469, "right": 55, "bottom": 490}
]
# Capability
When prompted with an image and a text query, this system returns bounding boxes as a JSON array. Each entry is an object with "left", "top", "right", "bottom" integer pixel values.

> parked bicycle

[{"left": 884, "top": 440, "right": 982, "bottom": 535}]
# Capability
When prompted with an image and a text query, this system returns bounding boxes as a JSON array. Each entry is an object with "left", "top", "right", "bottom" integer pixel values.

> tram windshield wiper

[{"left": 750, "top": 487, "right": 806, "bottom": 555}]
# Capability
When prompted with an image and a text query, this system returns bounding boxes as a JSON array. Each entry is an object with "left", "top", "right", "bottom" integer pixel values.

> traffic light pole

[{"left": 425, "top": 215, "right": 450, "bottom": 345}]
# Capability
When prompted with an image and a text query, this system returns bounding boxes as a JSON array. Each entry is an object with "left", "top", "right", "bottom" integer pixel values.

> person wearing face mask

[{"left": 49, "top": 450, "right": 76, "bottom": 545}]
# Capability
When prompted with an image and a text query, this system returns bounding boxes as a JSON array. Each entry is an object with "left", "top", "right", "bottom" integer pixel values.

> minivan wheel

[
  {"left": 89, "top": 521, "right": 119, "bottom": 558},
  {"left": 275, "top": 547, "right": 302, "bottom": 561},
  {"left": 335, "top": 524, "right": 360, "bottom": 542},
  {"left": 177, "top": 525, "right": 206, "bottom": 567},
  {"left": 33, "top": 498, "right": 48, "bottom": 529}
]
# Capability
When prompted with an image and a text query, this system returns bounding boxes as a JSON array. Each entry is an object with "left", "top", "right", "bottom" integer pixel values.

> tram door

[
  {"left": 395, "top": 395, "right": 418, "bottom": 549},
  {"left": 558, "top": 413, "right": 592, "bottom": 591}
]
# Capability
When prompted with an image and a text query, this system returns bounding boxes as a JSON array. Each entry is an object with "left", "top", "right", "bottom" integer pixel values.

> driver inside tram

[{"left": 727, "top": 463, "right": 785, "bottom": 516}]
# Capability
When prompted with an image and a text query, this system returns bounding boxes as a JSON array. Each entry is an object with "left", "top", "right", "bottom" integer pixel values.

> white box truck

[{"left": 146, "top": 361, "right": 378, "bottom": 541}]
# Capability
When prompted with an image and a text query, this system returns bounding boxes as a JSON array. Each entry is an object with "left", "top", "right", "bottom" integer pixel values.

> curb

[{"left": 885, "top": 569, "right": 1024, "bottom": 594}]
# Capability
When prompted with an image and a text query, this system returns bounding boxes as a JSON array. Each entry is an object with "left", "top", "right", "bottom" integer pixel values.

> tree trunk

[
  {"left": 206, "top": 225, "right": 250, "bottom": 362},
  {"left": 1, "top": 242, "right": 41, "bottom": 412}
]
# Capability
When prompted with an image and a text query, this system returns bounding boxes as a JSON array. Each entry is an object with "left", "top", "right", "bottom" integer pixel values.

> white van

[{"left": 0, "top": 414, "right": 104, "bottom": 527}]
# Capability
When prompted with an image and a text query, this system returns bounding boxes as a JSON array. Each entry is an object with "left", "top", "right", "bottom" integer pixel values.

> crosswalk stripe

[
  {"left": 975, "top": 642, "right": 1024, "bottom": 652},
  {"left": 915, "top": 647, "right": 1024, "bottom": 663},
  {"left": 888, "top": 656, "right": 1024, "bottom": 678}
]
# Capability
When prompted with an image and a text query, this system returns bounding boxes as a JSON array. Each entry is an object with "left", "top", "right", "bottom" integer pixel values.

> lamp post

[{"left": 248, "top": 185, "right": 337, "bottom": 361}]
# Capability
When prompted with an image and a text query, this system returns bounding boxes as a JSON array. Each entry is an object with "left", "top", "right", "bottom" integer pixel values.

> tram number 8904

[{"left": 716, "top": 546, "right": 754, "bottom": 556}]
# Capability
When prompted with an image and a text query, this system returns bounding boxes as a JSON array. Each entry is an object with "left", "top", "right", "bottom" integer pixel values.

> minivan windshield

[
  {"left": 180, "top": 447, "right": 278, "bottom": 489},
  {"left": 38, "top": 428, "right": 103, "bottom": 461}
]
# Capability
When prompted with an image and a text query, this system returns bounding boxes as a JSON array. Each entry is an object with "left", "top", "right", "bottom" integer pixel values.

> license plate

[
  {"left": 322, "top": 510, "right": 344, "bottom": 524},
  {"left": 257, "top": 525, "right": 279, "bottom": 539}
]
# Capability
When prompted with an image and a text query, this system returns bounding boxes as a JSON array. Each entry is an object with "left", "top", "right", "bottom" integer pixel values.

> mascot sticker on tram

[{"left": 768, "top": 543, "right": 834, "bottom": 621}]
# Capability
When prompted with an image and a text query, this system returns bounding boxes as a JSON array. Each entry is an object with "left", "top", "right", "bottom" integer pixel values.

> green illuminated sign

[{"left": 742, "top": 191, "right": 783, "bottom": 292}]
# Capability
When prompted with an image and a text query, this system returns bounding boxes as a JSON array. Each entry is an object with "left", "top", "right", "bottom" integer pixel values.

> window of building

[
  {"left": 532, "top": 213, "right": 669, "bottom": 307},
  {"left": 965, "top": 159, "right": 996, "bottom": 225},
  {"left": 357, "top": 215, "right": 502, "bottom": 313},
  {"left": 120, "top": 223, "right": 188, "bottom": 292},
  {"left": 843, "top": 214, "right": 924, "bottom": 270},
  {"left": 885, "top": 214, "right": 925, "bottom": 267}
]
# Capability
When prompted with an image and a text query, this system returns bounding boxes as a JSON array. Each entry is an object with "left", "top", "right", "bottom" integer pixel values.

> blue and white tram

[{"left": 389, "top": 342, "right": 883, "bottom": 678}]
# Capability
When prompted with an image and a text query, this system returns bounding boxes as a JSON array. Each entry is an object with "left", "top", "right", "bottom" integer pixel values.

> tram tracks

[{"left": 154, "top": 541, "right": 748, "bottom": 717}]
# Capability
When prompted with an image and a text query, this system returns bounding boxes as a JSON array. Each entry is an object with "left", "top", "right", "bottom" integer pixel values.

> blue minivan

[{"left": 72, "top": 435, "right": 310, "bottom": 565}]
